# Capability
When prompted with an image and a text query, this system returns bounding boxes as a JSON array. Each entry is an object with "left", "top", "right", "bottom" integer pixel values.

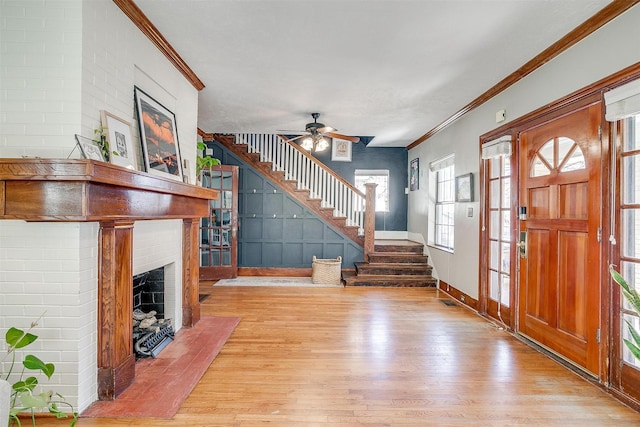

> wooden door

[
  {"left": 517, "top": 103, "right": 602, "bottom": 375},
  {"left": 199, "top": 165, "right": 238, "bottom": 280}
]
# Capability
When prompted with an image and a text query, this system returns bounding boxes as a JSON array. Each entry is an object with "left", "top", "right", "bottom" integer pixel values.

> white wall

[
  {"left": 408, "top": 5, "right": 640, "bottom": 299},
  {"left": 0, "top": 0, "right": 200, "bottom": 412}
]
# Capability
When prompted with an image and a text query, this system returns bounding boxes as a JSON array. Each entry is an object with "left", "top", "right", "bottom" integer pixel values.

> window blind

[{"left": 604, "top": 78, "right": 640, "bottom": 121}]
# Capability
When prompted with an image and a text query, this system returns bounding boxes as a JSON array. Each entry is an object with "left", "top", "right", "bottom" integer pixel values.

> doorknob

[{"left": 518, "top": 231, "right": 527, "bottom": 258}]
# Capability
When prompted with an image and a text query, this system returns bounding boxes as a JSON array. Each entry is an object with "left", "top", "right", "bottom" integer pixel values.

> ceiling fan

[{"left": 280, "top": 113, "right": 360, "bottom": 152}]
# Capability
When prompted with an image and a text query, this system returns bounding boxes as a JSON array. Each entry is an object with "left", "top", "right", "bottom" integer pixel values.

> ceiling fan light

[
  {"left": 315, "top": 137, "right": 329, "bottom": 152},
  {"left": 300, "top": 137, "right": 314, "bottom": 150}
]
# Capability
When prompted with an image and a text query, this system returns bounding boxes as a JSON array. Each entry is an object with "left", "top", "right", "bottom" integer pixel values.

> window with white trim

[
  {"left": 355, "top": 170, "right": 389, "bottom": 212},
  {"left": 429, "top": 155, "right": 455, "bottom": 251}
]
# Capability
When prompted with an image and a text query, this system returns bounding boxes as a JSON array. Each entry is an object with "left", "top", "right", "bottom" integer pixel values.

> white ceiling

[{"left": 135, "top": 0, "right": 612, "bottom": 147}]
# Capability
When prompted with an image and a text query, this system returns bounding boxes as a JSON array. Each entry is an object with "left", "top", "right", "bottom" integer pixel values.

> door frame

[{"left": 479, "top": 91, "right": 612, "bottom": 383}]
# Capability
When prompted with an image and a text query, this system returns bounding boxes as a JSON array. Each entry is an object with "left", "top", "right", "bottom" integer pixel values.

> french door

[{"left": 199, "top": 165, "right": 238, "bottom": 280}]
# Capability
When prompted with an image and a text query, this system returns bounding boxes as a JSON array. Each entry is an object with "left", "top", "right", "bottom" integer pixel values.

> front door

[
  {"left": 517, "top": 103, "right": 602, "bottom": 375},
  {"left": 199, "top": 165, "right": 239, "bottom": 280}
]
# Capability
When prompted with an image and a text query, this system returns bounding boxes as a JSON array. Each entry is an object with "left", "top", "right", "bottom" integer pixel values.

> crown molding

[
  {"left": 408, "top": 0, "right": 639, "bottom": 150},
  {"left": 113, "top": 0, "right": 205, "bottom": 91}
]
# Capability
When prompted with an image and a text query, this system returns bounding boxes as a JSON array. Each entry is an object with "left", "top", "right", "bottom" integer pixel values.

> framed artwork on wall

[
  {"left": 331, "top": 139, "right": 352, "bottom": 162},
  {"left": 410, "top": 158, "right": 419, "bottom": 191},
  {"left": 134, "top": 86, "right": 183, "bottom": 180},
  {"left": 455, "top": 172, "right": 474, "bottom": 202},
  {"left": 100, "top": 110, "right": 137, "bottom": 170},
  {"left": 75, "top": 134, "right": 106, "bottom": 161}
]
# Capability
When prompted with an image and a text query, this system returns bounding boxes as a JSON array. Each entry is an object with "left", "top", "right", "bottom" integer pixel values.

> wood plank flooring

[{"left": 35, "top": 286, "right": 640, "bottom": 426}]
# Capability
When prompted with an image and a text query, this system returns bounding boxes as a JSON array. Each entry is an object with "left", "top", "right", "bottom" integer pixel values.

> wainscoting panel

[{"left": 210, "top": 144, "right": 364, "bottom": 269}]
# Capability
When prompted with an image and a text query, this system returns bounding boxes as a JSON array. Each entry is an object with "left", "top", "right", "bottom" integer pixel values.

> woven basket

[{"left": 311, "top": 256, "right": 342, "bottom": 285}]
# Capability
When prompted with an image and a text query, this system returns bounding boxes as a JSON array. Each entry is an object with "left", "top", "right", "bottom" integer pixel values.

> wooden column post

[
  {"left": 364, "top": 183, "right": 377, "bottom": 262},
  {"left": 182, "top": 218, "right": 201, "bottom": 327},
  {"left": 97, "top": 220, "right": 135, "bottom": 400}
]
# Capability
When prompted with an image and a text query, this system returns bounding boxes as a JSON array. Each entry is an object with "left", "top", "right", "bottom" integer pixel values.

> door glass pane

[
  {"left": 501, "top": 211, "right": 511, "bottom": 241},
  {"left": 489, "top": 270, "right": 499, "bottom": 300},
  {"left": 623, "top": 155, "right": 640, "bottom": 205},
  {"left": 490, "top": 157, "right": 500, "bottom": 179},
  {"left": 490, "top": 241, "right": 499, "bottom": 270},
  {"left": 490, "top": 180, "right": 500, "bottom": 208},
  {"left": 222, "top": 171, "right": 233, "bottom": 189},
  {"left": 500, "top": 274, "right": 510, "bottom": 307},
  {"left": 539, "top": 140, "right": 555, "bottom": 167},
  {"left": 531, "top": 156, "right": 551, "bottom": 177},
  {"left": 501, "top": 177, "right": 511, "bottom": 209},
  {"left": 490, "top": 211, "right": 499, "bottom": 240},
  {"left": 560, "top": 143, "right": 585, "bottom": 172},
  {"left": 557, "top": 137, "right": 574, "bottom": 164},
  {"left": 501, "top": 242, "right": 510, "bottom": 273}
]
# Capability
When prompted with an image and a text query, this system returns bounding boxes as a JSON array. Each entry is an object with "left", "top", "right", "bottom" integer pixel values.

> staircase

[
  {"left": 204, "top": 132, "right": 367, "bottom": 246},
  {"left": 343, "top": 240, "right": 437, "bottom": 287}
]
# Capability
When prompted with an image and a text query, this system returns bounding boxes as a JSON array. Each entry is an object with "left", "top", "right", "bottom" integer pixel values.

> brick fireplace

[{"left": 0, "top": 159, "right": 218, "bottom": 402}]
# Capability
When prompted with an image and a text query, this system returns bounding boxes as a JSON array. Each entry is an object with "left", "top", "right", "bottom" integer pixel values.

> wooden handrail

[{"left": 276, "top": 135, "right": 365, "bottom": 198}]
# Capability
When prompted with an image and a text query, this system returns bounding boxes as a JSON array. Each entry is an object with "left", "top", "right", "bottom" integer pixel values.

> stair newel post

[{"left": 364, "top": 182, "right": 377, "bottom": 262}]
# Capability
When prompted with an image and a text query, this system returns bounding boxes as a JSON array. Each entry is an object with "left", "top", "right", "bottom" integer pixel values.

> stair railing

[{"left": 232, "top": 133, "right": 368, "bottom": 235}]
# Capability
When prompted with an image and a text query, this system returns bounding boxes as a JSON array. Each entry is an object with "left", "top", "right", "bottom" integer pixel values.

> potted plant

[
  {"left": 1, "top": 315, "right": 77, "bottom": 426},
  {"left": 196, "top": 141, "right": 221, "bottom": 184}
]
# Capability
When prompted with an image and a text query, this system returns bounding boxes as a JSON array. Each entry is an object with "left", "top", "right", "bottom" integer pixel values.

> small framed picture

[
  {"left": 134, "top": 86, "right": 183, "bottom": 181},
  {"left": 75, "top": 134, "right": 106, "bottom": 161},
  {"left": 410, "top": 158, "right": 419, "bottom": 191},
  {"left": 101, "top": 110, "right": 137, "bottom": 170},
  {"left": 331, "top": 139, "right": 352, "bottom": 162},
  {"left": 455, "top": 173, "right": 474, "bottom": 202}
]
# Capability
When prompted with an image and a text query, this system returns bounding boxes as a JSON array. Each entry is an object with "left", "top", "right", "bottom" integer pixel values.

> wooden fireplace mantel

[{"left": 0, "top": 159, "right": 219, "bottom": 400}]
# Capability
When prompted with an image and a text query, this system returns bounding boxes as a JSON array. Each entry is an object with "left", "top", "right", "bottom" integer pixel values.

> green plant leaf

[
  {"left": 19, "top": 393, "right": 49, "bottom": 409},
  {"left": 624, "top": 338, "right": 640, "bottom": 361},
  {"left": 23, "top": 354, "right": 55, "bottom": 378},
  {"left": 6, "top": 327, "right": 37, "bottom": 349},
  {"left": 625, "top": 319, "right": 640, "bottom": 345},
  {"left": 13, "top": 376, "right": 38, "bottom": 392}
]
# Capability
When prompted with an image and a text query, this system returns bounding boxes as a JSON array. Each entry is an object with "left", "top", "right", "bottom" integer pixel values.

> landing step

[
  {"left": 354, "top": 262, "right": 432, "bottom": 276},
  {"left": 342, "top": 271, "right": 437, "bottom": 288},
  {"left": 368, "top": 252, "right": 429, "bottom": 264}
]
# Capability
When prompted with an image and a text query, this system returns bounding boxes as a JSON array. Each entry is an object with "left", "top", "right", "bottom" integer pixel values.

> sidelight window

[{"left": 619, "top": 113, "right": 640, "bottom": 368}]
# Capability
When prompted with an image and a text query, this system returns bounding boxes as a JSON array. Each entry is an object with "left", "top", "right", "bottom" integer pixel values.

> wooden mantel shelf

[
  {"left": 0, "top": 158, "right": 218, "bottom": 221},
  {"left": 0, "top": 158, "right": 218, "bottom": 401}
]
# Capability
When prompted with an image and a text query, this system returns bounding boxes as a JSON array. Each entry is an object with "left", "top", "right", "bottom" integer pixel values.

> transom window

[{"left": 531, "top": 137, "right": 586, "bottom": 177}]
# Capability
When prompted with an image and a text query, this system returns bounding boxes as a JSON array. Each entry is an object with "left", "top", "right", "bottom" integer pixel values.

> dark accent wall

[
  {"left": 208, "top": 142, "right": 364, "bottom": 268},
  {"left": 309, "top": 137, "right": 408, "bottom": 230}
]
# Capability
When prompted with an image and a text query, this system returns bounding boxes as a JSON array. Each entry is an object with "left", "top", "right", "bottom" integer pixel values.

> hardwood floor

[{"left": 35, "top": 286, "right": 640, "bottom": 426}]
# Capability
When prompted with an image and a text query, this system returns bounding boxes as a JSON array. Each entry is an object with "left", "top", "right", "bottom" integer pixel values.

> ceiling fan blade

[
  {"left": 284, "top": 134, "right": 309, "bottom": 142},
  {"left": 276, "top": 130, "right": 309, "bottom": 135},
  {"left": 323, "top": 132, "right": 360, "bottom": 143},
  {"left": 316, "top": 126, "right": 336, "bottom": 133}
]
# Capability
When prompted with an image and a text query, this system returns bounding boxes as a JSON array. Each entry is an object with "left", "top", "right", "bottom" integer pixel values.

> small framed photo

[
  {"left": 455, "top": 173, "right": 474, "bottom": 202},
  {"left": 331, "top": 139, "right": 352, "bottom": 162},
  {"left": 410, "top": 158, "right": 419, "bottom": 191},
  {"left": 101, "top": 110, "right": 137, "bottom": 170},
  {"left": 134, "top": 86, "right": 183, "bottom": 181},
  {"left": 75, "top": 134, "right": 106, "bottom": 161}
]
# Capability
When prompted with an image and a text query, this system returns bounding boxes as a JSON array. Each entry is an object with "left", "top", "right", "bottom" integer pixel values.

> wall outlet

[{"left": 460, "top": 295, "right": 466, "bottom": 303}]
